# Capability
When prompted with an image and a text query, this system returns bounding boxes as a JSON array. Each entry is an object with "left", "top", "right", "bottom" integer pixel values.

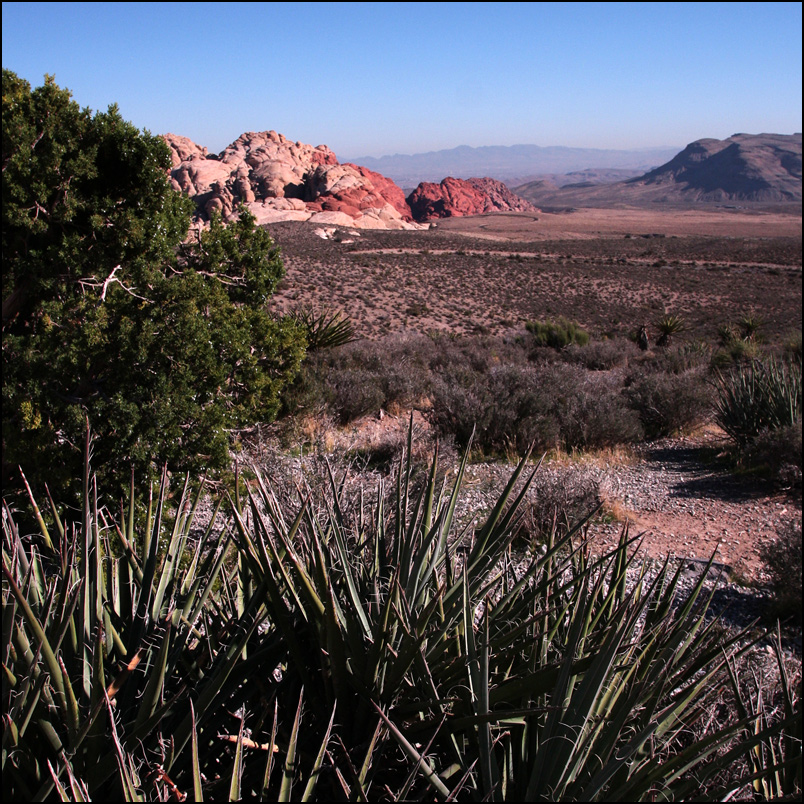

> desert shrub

[
  {"left": 714, "top": 358, "right": 802, "bottom": 447},
  {"left": 626, "top": 367, "right": 714, "bottom": 438},
  {"left": 545, "top": 364, "right": 644, "bottom": 450},
  {"left": 430, "top": 361, "right": 644, "bottom": 456},
  {"left": 634, "top": 341, "right": 711, "bottom": 375},
  {"left": 563, "top": 337, "right": 637, "bottom": 370},
  {"left": 742, "top": 420, "right": 802, "bottom": 488},
  {"left": 286, "top": 334, "right": 437, "bottom": 423},
  {"left": 328, "top": 368, "right": 388, "bottom": 423},
  {"left": 784, "top": 330, "right": 803, "bottom": 361},
  {"left": 712, "top": 338, "right": 761, "bottom": 368},
  {"left": 428, "top": 364, "right": 493, "bottom": 448},
  {"left": 713, "top": 319, "right": 764, "bottom": 367},
  {"left": 526, "top": 316, "right": 590, "bottom": 350},
  {"left": 761, "top": 519, "right": 803, "bottom": 624},
  {"left": 485, "top": 364, "right": 561, "bottom": 454}
]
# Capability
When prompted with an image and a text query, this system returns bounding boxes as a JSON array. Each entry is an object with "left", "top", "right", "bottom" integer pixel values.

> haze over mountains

[
  {"left": 514, "top": 133, "right": 802, "bottom": 207},
  {"left": 345, "top": 144, "right": 682, "bottom": 188}
]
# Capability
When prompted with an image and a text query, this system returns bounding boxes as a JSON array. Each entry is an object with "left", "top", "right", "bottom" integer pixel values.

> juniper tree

[{"left": 2, "top": 70, "right": 305, "bottom": 497}]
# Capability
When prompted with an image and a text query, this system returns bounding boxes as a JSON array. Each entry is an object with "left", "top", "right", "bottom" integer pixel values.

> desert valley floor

[
  {"left": 254, "top": 206, "right": 801, "bottom": 599},
  {"left": 266, "top": 207, "right": 802, "bottom": 343}
]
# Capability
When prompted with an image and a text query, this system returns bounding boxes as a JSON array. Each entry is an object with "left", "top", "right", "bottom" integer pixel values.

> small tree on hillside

[{"left": 2, "top": 70, "right": 306, "bottom": 497}]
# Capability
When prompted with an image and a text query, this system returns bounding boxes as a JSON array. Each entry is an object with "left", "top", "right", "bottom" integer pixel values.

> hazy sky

[{"left": 3, "top": 1, "right": 802, "bottom": 159}]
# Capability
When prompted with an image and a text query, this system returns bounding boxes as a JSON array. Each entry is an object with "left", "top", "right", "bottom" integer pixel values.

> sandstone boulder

[
  {"left": 407, "top": 176, "right": 538, "bottom": 221},
  {"left": 163, "top": 133, "right": 210, "bottom": 167},
  {"left": 163, "top": 130, "right": 415, "bottom": 229}
]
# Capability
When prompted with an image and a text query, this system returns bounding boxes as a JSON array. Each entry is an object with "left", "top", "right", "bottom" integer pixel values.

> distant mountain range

[
  {"left": 513, "top": 133, "right": 802, "bottom": 206},
  {"left": 344, "top": 144, "right": 681, "bottom": 188}
]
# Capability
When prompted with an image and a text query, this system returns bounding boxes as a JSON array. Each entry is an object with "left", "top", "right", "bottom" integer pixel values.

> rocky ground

[{"left": 239, "top": 409, "right": 801, "bottom": 648}]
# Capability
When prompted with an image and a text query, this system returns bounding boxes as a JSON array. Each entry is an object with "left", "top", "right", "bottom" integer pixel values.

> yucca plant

[
  {"left": 2, "top": 431, "right": 270, "bottom": 801},
  {"left": 714, "top": 358, "right": 802, "bottom": 447},
  {"left": 5, "top": 423, "right": 800, "bottom": 800},
  {"left": 289, "top": 306, "right": 356, "bottom": 351},
  {"left": 655, "top": 313, "right": 686, "bottom": 347},
  {"left": 738, "top": 313, "right": 765, "bottom": 343},
  {"left": 223, "top": 422, "right": 800, "bottom": 800}
]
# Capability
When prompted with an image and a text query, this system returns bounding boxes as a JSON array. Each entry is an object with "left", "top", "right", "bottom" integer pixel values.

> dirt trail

[{"left": 588, "top": 430, "right": 800, "bottom": 580}]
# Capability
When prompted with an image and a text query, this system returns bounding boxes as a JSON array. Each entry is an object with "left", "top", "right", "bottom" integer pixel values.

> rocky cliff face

[
  {"left": 162, "top": 130, "right": 423, "bottom": 230},
  {"left": 407, "top": 176, "right": 538, "bottom": 221}
]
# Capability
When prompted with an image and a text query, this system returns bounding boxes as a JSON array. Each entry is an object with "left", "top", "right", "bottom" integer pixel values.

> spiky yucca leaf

[
  {"left": 2, "top": 436, "right": 264, "bottom": 801},
  {"left": 289, "top": 306, "right": 356, "bottom": 351}
]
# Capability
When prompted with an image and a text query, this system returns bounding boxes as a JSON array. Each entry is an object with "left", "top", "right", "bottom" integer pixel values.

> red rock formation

[
  {"left": 465, "top": 177, "right": 539, "bottom": 214},
  {"left": 407, "top": 177, "right": 538, "bottom": 221},
  {"left": 161, "top": 131, "right": 421, "bottom": 229},
  {"left": 163, "top": 133, "right": 209, "bottom": 166}
]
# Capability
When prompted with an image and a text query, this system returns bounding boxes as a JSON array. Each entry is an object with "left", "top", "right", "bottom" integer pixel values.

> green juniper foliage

[{"left": 2, "top": 71, "right": 306, "bottom": 497}]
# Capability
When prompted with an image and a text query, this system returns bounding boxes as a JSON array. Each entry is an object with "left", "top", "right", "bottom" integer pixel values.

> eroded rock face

[
  {"left": 407, "top": 176, "right": 538, "bottom": 221},
  {"left": 162, "top": 130, "right": 423, "bottom": 230}
]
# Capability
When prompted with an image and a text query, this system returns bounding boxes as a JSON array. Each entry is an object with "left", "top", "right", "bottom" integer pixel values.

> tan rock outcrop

[{"left": 162, "top": 130, "right": 418, "bottom": 229}]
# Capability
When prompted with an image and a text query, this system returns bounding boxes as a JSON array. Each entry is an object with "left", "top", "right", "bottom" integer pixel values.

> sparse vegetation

[
  {"left": 2, "top": 76, "right": 801, "bottom": 800},
  {"left": 4, "top": 430, "right": 801, "bottom": 801}
]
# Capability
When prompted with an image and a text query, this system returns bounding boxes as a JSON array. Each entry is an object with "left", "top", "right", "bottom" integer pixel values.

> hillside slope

[{"left": 515, "top": 133, "right": 802, "bottom": 207}]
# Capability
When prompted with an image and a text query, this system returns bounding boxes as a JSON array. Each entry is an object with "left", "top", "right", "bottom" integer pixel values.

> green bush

[
  {"left": 2, "top": 71, "right": 306, "bottom": 498},
  {"left": 526, "top": 317, "right": 590, "bottom": 349}
]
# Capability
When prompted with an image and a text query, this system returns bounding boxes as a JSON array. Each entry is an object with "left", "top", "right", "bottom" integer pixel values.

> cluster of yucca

[
  {"left": 714, "top": 358, "right": 802, "bottom": 447},
  {"left": 3, "top": 427, "right": 801, "bottom": 801}
]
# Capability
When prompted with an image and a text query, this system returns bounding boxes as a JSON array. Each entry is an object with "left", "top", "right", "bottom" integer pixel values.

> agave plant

[{"left": 289, "top": 306, "right": 356, "bottom": 352}]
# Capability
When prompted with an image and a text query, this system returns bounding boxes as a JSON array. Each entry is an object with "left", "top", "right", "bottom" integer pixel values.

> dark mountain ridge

[{"left": 514, "top": 133, "right": 802, "bottom": 207}]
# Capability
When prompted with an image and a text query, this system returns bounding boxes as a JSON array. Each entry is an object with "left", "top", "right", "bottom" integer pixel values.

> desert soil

[
  {"left": 321, "top": 411, "right": 799, "bottom": 584},
  {"left": 266, "top": 208, "right": 801, "bottom": 343},
  {"left": 260, "top": 207, "right": 801, "bottom": 596}
]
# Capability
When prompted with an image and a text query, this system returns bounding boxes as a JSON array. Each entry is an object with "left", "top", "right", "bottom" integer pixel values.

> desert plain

[
  {"left": 267, "top": 206, "right": 802, "bottom": 345},
  {"left": 260, "top": 205, "right": 801, "bottom": 587}
]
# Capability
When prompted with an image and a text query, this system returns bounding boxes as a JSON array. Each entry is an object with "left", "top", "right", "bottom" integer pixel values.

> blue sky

[{"left": 3, "top": 2, "right": 801, "bottom": 159}]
